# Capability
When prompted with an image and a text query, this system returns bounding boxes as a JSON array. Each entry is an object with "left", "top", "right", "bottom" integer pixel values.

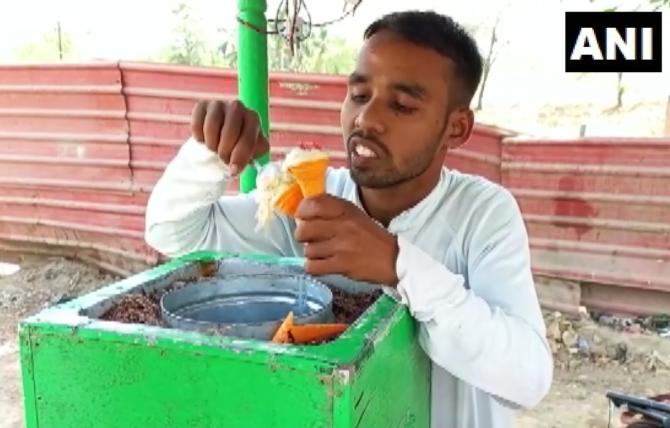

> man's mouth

[
  {"left": 349, "top": 136, "right": 382, "bottom": 159},
  {"left": 354, "top": 144, "right": 377, "bottom": 158}
]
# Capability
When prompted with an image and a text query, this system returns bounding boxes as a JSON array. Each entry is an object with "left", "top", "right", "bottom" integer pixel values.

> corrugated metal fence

[
  {"left": 0, "top": 62, "right": 668, "bottom": 314},
  {"left": 504, "top": 137, "right": 670, "bottom": 314}
]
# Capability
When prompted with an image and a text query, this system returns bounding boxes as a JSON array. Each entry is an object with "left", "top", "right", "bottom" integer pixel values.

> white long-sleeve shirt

[{"left": 145, "top": 139, "right": 553, "bottom": 428}]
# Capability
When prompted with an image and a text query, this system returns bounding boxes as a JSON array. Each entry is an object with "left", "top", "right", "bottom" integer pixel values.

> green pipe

[{"left": 237, "top": 0, "right": 270, "bottom": 193}]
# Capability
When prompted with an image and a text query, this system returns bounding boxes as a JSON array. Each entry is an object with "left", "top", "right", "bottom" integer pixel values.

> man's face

[{"left": 341, "top": 30, "right": 460, "bottom": 189}]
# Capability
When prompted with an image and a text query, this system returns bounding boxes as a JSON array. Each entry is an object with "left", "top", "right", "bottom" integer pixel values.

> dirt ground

[{"left": 1, "top": 257, "right": 668, "bottom": 428}]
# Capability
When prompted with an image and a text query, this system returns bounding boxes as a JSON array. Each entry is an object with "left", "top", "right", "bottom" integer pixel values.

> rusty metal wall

[
  {"left": 121, "top": 62, "right": 504, "bottom": 191},
  {"left": 12, "top": 63, "right": 669, "bottom": 314},
  {"left": 0, "top": 62, "right": 504, "bottom": 276},
  {"left": 0, "top": 63, "right": 157, "bottom": 275},
  {"left": 502, "top": 137, "right": 670, "bottom": 313}
]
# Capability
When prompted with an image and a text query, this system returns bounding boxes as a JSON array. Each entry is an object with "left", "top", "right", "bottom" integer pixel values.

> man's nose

[{"left": 354, "top": 100, "right": 386, "bottom": 135}]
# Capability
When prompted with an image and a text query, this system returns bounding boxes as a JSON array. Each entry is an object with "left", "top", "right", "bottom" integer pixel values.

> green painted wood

[
  {"left": 20, "top": 252, "right": 431, "bottom": 428},
  {"left": 18, "top": 327, "right": 38, "bottom": 428},
  {"left": 349, "top": 310, "right": 431, "bottom": 428},
  {"left": 27, "top": 327, "right": 333, "bottom": 428}
]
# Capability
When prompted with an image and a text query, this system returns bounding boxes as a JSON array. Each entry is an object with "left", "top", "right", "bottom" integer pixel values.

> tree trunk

[
  {"left": 664, "top": 95, "right": 670, "bottom": 137},
  {"left": 616, "top": 72, "right": 624, "bottom": 109},
  {"left": 57, "top": 21, "right": 63, "bottom": 60},
  {"left": 476, "top": 20, "right": 498, "bottom": 111}
]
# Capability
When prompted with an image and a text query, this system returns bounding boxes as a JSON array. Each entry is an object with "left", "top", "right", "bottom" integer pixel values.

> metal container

[{"left": 160, "top": 274, "right": 334, "bottom": 340}]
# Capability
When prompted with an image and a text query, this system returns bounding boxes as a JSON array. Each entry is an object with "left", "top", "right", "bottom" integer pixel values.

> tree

[
  {"left": 475, "top": 17, "right": 500, "bottom": 111},
  {"left": 161, "top": 2, "right": 356, "bottom": 74},
  {"left": 640, "top": 0, "right": 668, "bottom": 8},
  {"left": 268, "top": 27, "right": 356, "bottom": 74},
  {"left": 615, "top": 72, "right": 624, "bottom": 109},
  {"left": 589, "top": 0, "right": 668, "bottom": 109},
  {"left": 211, "top": 24, "right": 356, "bottom": 74},
  {"left": 162, "top": 2, "right": 209, "bottom": 66},
  {"left": 213, "top": 28, "right": 238, "bottom": 68},
  {"left": 469, "top": 1, "right": 511, "bottom": 111},
  {"left": 15, "top": 22, "right": 76, "bottom": 61}
]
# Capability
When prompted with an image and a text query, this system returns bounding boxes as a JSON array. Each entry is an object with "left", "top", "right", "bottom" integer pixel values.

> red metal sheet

[
  {"left": 0, "top": 62, "right": 121, "bottom": 85},
  {"left": 269, "top": 73, "right": 346, "bottom": 102},
  {"left": 0, "top": 63, "right": 142, "bottom": 271},
  {"left": 16, "top": 62, "right": 670, "bottom": 315},
  {"left": 503, "top": 170, "right": 669, "bottom": 195},
  {"left": 525, "top": 221, "right": 669, "bottom": 250},
  {"left": 503, "top": 138, "right": 670, "bottom": 166},
  {"left": 0, "top": 187, "right": 149, "bottom": 206},
  {"left": 446, "top": 151, "right": 501, "bottom": 183},
  {"left": 0, "top": 139, "right": 128, "bottom": 160},
  {"left": 121, "top": 62, "right": 237, "bottom": 96},
  {"left": 0, "top": 93, "right": 124, "bottom": 110},
  {"left": 0, "top": 201, "right": 144, "bottom": 231},
  {"left": 517, "top": 194, "right": 670, "bottom": 224},
  {"left": 503, "top": 137, "right": 670, "bottom": 298},
  {"left": 0, "top": 161, "right": 128, "bottom": 182},
  {"left": 0, "top": 115, "right": 126, "bottom": 134}
]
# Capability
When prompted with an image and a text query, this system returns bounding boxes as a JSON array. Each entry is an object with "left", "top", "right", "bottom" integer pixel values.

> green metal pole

[{"left": 237, "top": 0, "right": 270, "bottom": 193}]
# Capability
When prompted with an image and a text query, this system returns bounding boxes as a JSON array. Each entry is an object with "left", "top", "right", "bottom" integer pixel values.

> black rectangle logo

[{"left": 565, "top": 12, "right": 662, "bottom": 72}]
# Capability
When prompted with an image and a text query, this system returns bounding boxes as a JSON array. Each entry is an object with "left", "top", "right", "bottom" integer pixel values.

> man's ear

[{"left": 443, "top": 108, "right": 474, "bottom": 150}]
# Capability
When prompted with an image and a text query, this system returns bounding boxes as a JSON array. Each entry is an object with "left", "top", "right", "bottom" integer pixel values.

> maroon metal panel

[
  {"left": 502, "top": 137, "right": 670, "bottom": 297},
  {"left": 3, "top": 62, "right": 668, "bottom": 312},
  {"left": 120, "top": 62, "right": 505, "bottom": 191},
  {"left": 0, "top": 63, "right": 158, "bottom": 270},
  {"left": 448, "top": 124, "right": 507, "bottom": 183}
]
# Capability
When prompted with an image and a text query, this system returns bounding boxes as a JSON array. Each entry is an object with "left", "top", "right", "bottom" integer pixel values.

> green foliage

[
  {"left": 589, "top": 0, "right": 669, "bottom": 9},
  {"left": 649, "top": 0, "right": 670, "bottom": 9},
  {"left": 161, "top": 2, "right": 355, "bottom": 74},
  {"left": 268, "top": 27, "right": 357, "bottom": 74},
  {"left": 14, "top": 24, "right": 75, "bottom": 62},
  {"left": 161, "top": 2, "right": 210, "bottom": 66}
]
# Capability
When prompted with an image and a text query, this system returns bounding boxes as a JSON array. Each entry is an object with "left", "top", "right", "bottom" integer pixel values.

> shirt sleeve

[
  {"left": 144, "top": 138, "right": 299, "bottom": 258},
  {"left": 394, "top": 190, "right": 553, "bottom": 409}
]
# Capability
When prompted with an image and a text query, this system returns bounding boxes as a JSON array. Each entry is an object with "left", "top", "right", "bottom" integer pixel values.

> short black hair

[{"left": 364, "top": 10, "right": 483, "bottom": 108}]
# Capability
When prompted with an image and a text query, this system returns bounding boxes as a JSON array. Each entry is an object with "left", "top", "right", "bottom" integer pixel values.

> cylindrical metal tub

[{"left": 160, "top": 273, "right": 334, "bottom": 340}]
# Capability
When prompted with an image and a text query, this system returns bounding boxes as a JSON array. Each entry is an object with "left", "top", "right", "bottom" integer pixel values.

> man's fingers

[
  {"left": 294, "top": 219, "right": 336, "bottom": 243},
  {"left": 302, "top": 239, "right": 337, "bottom": 260},
  {"left": 203, "top": 100, "right": 225, "bottom": 153},
  {"left": 229, "top": 109, "right": 261, "bottom": 171},
  {"left": 218, "top": 100, "right": 245, "bottom": 165},
  {"left": 253, "top": 131, "right": 270, "bottom": 159},
  {"left": 191, "top": 100, "right": 208, "bottom": 143},
  {"left": 304, "top": 256, "right": 344, "bottom": 277},
  {"left": 295, "top": 194, "right": 348, "bottom": 220}
]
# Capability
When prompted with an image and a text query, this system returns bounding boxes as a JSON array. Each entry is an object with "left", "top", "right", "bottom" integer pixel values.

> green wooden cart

[{"left": 19, "top": 252, "right": 430, "bottom": 428}]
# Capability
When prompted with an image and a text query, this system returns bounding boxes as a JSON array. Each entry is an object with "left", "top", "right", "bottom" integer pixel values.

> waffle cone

[
  {"left": 272, "top": 311, "right": 294, "bottom": 344},
  {"left": 288, "top": 158, "right": 328, "bottom": 197},
  {"left": 288, "top": 323, "right": 348, "bottom": 344},
  {"left": 273, "top": 182, "right": 303, "bottom": 217}
]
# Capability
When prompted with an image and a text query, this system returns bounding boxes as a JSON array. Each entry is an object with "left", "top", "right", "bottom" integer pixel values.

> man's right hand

[{"left": 191, "top": 99, "right": 269, "bottom": 176}]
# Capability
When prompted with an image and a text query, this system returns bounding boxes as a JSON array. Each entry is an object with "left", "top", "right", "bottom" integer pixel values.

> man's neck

[{"left": 358, "top": 169, "right": 442, "bottom": 228}]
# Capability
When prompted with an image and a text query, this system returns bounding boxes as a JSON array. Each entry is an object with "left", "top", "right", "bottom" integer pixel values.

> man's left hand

[{"left": 293, "top": 194, "right": 399, "bottom": 285}]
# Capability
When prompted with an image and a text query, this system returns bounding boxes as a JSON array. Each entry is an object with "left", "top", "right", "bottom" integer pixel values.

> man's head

[{"left": 341, "top": 10, "right": 483, "bottom": 189}]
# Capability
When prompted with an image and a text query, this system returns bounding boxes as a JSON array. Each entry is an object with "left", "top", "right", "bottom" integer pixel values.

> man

[{"left": 145, "top": 10, "right": 552, "bottom": 428}]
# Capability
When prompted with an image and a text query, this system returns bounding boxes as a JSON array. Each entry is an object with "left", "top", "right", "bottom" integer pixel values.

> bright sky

[{"left": 0, "top": 1, "right": 668, "bottom": 109}]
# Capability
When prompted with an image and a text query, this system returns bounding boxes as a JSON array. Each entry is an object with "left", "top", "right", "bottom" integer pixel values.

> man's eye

[
  {"left": 350, "top": 93, "right": 368, "bottom": 103},
  {"left": 391, "top": 101, "right": 417, "bottom": 114}
]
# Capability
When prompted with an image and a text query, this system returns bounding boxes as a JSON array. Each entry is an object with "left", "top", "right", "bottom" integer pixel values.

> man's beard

[{"left": 348, "top": 136, "right": 443, "bottom": 189}]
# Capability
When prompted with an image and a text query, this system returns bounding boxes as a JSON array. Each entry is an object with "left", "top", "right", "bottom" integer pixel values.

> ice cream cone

[
  {"left": 273, "top": 182, "right": 303, "bottom": 216},
  {"left": 288, "top": 323, "right": 348, "bottom": 344},
  {"left": 288, "top": 158, "right": 328, "bottom": 197},
  {"left": 272, "top": 311, "right": 294, "bottom": 344}
]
